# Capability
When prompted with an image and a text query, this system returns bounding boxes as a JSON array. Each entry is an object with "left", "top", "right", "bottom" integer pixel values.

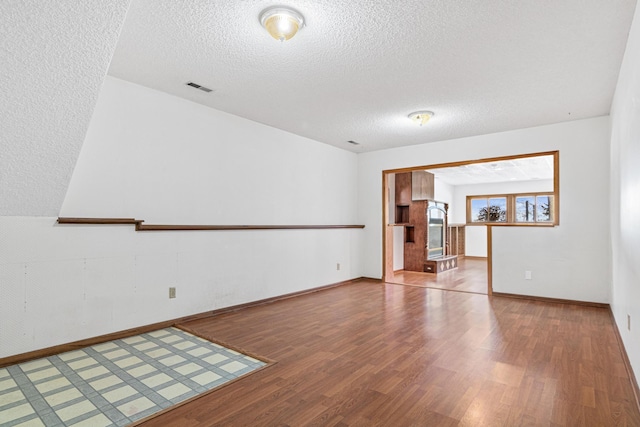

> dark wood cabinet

[
  {"left": 395, "top": 172, "right": 457, "bottom": 273},
  {"left": 395, "top": 205, "right": 410, "bottom": 224},
  {"left": 411, "top": 171, "right": 434, "bottom": 200},
  {"left": 395, "top": 172, "right": 412, "bottom": 206},
  {"left": 404, "top": 200, "right": 427, "bottom": 271}
]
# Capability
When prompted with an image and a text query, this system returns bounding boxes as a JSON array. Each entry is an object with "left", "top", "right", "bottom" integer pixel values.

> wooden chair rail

[{"left": 57, "top": 217, "right": 365, "bottom": 231}]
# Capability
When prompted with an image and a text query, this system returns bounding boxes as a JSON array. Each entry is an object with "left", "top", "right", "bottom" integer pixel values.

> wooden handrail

[
  {"left": 57, "top": 217, "right": 365, "bottom": 231},
  {"left": 57, "top": 217, "right": 143, "bottom": 225}
]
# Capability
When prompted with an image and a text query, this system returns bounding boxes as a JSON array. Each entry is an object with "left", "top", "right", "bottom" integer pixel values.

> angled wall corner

[
  {"left": 0, "top": 0, "right": 131, "bottom": 216},
  {"left": 610, "top": 0, "right": 640, "bottom": 392}
]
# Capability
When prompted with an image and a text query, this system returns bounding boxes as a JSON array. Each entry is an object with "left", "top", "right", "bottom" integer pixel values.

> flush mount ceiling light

[
  {"left": 259, "top": 6, "right": 305, "bottom": 42},
  {"left": 408, "top": 111, "right": 434, "bottom": 126}
]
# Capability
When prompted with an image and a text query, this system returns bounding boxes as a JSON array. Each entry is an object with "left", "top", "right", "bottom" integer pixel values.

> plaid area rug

[{"left": 0, "top": 327, "right": 267, "bottom": 427}]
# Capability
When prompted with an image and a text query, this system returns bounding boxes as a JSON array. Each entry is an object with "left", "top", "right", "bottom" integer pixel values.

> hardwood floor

[
  {"left": 136, "top": 280, "right": 640, "bottom": 426},
  {"left": 391, "top": 257, "right": 488, "bottom": 295}
]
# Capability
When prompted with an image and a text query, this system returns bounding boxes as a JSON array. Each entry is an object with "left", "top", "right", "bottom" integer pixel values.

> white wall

[
  {"left": 0, "top": 77, "right": 362, "bottom": 358},
  {"left": 60, "top": 77, "right": 358, "bottom": 225},
  {"left": 452, "top": 179, "right": 554, "bottom": 257},
  {"left": 358, "top": 117, "right": 611, "bottom": 303},
  {"left": 610, "top": 2, "right": 640, "bottom": 388},
  {"left": 393, "top": 226, "right": 404, "bottom": 271},
  {"left": 434, "top": 178, "right": 454, "bottom": 206},
  {"left": 464, "top": 227, "right": 487, "bottom": 258}
]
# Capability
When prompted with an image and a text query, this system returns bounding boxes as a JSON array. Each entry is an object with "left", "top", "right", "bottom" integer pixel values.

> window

[
  {"left": 467, "top": 193, "right": 555, "bottom": 225},
  {"left": 515, "top": 194, "right": 554, "bottom": 223},
  {"left": 470, "top": 197, "right": 507, "bottom": 223},
  {"left": 515, "top": 196, "right": 535, "bottom": 222}
]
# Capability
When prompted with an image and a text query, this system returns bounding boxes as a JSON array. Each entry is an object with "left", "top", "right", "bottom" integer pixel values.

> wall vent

[
  {"left": 347, "top": 140, "right": 360, "bottom": 145},
  {"left": 186, "top": 82, "right": 213, "bottom": 93}
]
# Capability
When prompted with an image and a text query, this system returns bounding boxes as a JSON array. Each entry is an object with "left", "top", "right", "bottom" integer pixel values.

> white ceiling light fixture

[
  {"left": 408, "top": 111, "right": 434, "bottom": 126},
  {"left": 259, "top": 6, "right": 305, "bottom": 42}
]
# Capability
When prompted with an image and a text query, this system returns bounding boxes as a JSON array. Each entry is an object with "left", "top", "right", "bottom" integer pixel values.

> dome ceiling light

[
  {"left": 259, "top": 6, "right": 305, "bottom": 42},
  {"left": 408, "top": 111, "right": 434, "bottom": 126}
]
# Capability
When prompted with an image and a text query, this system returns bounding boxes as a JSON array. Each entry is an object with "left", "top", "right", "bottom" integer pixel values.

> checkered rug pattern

[{"left": 0, "top": 327, "right": 266, "bottom": 427}]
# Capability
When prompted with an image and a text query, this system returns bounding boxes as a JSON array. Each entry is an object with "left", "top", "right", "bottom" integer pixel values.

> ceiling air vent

[
  {"left": 347, "top": 140, "right": 360, "bottom": 146},
  {"left": 186, "top": 82, "right": 213, "bottom": 93}
]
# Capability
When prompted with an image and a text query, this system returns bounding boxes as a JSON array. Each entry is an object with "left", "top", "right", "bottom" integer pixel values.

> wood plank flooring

[
  {"left": 391, "top": 257, "right": 488, "bottom": 295},
  {"left": 135, "top": 279, "right": 640, "bottom": 426}
]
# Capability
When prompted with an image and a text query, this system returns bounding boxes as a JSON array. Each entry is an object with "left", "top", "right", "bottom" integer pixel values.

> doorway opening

[{"left": 382, "top": 151, "right": 559, "bottom": 295}]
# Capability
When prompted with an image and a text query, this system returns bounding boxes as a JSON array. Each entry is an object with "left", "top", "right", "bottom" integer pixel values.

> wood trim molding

[
  {"left": 57, "top": 218, "right": 142, "bottom": 225},
  {"left": 57, "top": 217, "right": 365, "bottom": 231},
  {"left": 554, "top": 150, "right": 560, "bottom": 226},
  {"left": 466, "top": 222, "right": 555, "bottom": 227},
  {"left": 382, "top": 172, "right": 392, "bottom": 282},
  {"left": 0, "top": 320, "right": 179, "bottom": 368},
  {"left": 487, "top": 226, "right": 493, "bottom": 295},
  {"left": 608, "top": 307, "right": 640, "bottom": 414},
  {"left": 381, "top": 150, "right": 560, "bottom": 284},
  {"left": 465, "top": 192, "right": 556, "bottom": 226},
  {"left": 0, "top": 277, "right": 365, "bottom": 368},
  {"left": 491, "top": 292, "right": 610, "bottom": 309},
  {"left": 382, "top": 150, "right": 560, "bottom": 175}
]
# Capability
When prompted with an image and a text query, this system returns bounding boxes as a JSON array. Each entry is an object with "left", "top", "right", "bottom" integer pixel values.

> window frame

[
  {"left": 514, "top": 192, "right": 555, "bottom": 224},
  {"left": 468, "top": 196, "right": 508, "bottom": 223},
  {"left": 466, "top": 191, "right": 556, "bottom": 226}
]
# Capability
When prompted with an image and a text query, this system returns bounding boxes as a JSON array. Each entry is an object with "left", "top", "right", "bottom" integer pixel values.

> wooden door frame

[{"left": 381, "top": 150, "right": 560, "bottom": 295}]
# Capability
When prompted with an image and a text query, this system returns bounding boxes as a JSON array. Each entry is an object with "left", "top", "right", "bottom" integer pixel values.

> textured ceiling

[
  {"left": 0, "top": 0, "right": 131, "bottom": 216},
  {"left": 427, "top": 155, "right": 554, "bottom": 186},
  {"left": 108, "top": 0, "right": 637, "bottom": 152}
]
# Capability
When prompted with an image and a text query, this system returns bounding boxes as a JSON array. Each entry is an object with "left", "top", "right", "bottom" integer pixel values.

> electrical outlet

[
  {"left": 628, "top": 314, "right": 631, "bottom": 331},
  {"left": 169, "top": 287, "right": 176, "bottom": 299},
  {"left": 525, "top": 271, "right": 532, "bottom": 280},
  {"left": 337, "top": 263, "right": 341, "bottom": 270}
]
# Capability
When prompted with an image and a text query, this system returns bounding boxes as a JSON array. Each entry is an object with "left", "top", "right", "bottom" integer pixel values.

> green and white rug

[{"left": 0, "top": 327, "right": 267, "bottom": 427}]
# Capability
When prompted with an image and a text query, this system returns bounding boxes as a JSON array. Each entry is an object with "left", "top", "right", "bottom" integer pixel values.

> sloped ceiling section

[{"left": 0, "top": 0, "right": 131, "bottom": 216}]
